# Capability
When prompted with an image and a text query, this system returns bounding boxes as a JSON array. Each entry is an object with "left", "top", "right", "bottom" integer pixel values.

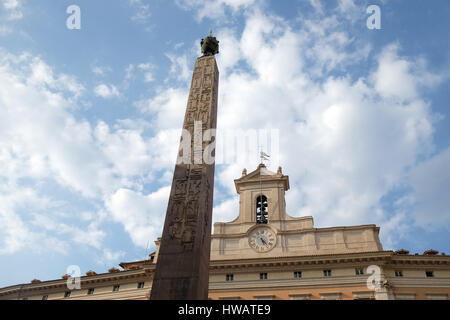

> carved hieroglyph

[{"left": 150, "top": 55, "right": 219, "bottom": 300}]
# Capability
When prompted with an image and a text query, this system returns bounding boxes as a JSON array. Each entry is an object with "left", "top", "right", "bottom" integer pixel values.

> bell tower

[
  {"left": 210, "top": 164, "right": 382, "bottom": 260},
  {"left": 233, "top": 163, "right": 290, "bottom": 228}
]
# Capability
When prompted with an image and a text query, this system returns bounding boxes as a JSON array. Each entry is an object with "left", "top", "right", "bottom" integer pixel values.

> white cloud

[
  {"left": 405, "top": 148, "right": 450, "bottom": 230},
  {"left": 0, "top": 185, "right": 68, "bottom": 255},
  {"left": 336, "top": 0, "right": 361, "bottom": 22},
  {"left": 0, "top": 51, "right": 161, "bottom": 254},
  {"left": 135, "top": 87, "right": 187, "bottom": 131},
  {"left": 212, "top": 198, "right": 239, "bottom": 227},
  {"left": 128, "top": 0, "right": 151, "bottom": 23},
  {"left": 30, "top": 212, "right": 106, "bottom": 250},
  {"left": 175, "top": 0, "right": 257, "bottom": 21},
  {"left": 106, "top": 186, "right": 171, "bottom": 248},
  {"left": 125, "top": 64, "right": 135, "bottom": 81},
  {"left": 92, "top": 65, "right": 112, "bottom": 76},
  {"left": 3, "top": 0, "right": 20, "bottom": 9},
  {"left": 94, "top": 120, "right": 155, "bottom": 181},
  {"left": 371, "top": 43, "right": 443, "bottom": 102},
  {"left": 337, "top": 0, "right": 357, "bottom": 13},
  {"left": 1, "top": 0, "right": 23, "bottom": 20},
  {"left": 94, "top": 84, "right": 120, "bottom": 98},
  {"left": 97, "top": 248, "right": 126, "bottom": 266},
  {"left": 166, "top": 53, "right": 191, "bottom": 82},
  {"left": 124, "top": 62, "right": 157, "bottom": 84},
  {"left": 215, "top": 28, "right": 242, "bottom": 75},
  {"left": 308, "top": 0, "right": 323, "bottom": 14},
  {"left": 138, "top": 63, "right": 155, "bottom": 82}
]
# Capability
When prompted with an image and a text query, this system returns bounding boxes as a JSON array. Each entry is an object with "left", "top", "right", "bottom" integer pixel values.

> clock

[{"left": 248, "top": 227, "right": 277, "bottom": 252}]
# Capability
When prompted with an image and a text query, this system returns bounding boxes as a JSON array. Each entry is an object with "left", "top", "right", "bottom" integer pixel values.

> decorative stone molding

[
  {"left": 426, "top": 293, "right": 448, "bottom": 300},
  {"left": 395, "top": 293, "right": 416, "bottom": 300},
  {"left": 289, "top": 293, "right": 310, "bottom": 300},
  {"left": 320, "top": 292, "right": 341, "bottom": 300},
  {"left": 253, "top": 295, "right": 275, "bottom": 300},
  {"left": 352, "top": 291, "right": 375, "bottom": 299}
]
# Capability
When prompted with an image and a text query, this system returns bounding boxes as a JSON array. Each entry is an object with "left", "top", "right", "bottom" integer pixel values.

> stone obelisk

[{"left": 150, "top": 33, "right": 219, "bottom": 300}]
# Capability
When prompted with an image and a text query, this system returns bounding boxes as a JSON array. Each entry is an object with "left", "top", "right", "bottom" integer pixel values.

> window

[
  {"left": 294, "top": 271, "right": 302, "bottom": 279},
  {"left": 256, "top": 195, "right": 268, "bottom": 224},
  {"left": 253, "top": 295, "right": 275, "bottom": 300},
  {"left": 113, "top": 285, "right": 120, "bottom": 292},
  {"left": 260, "top": 273, "right": 268, "bottom": 280},
  {"left": 42, "top": 295, "right": 48, "bottom": 300},
  {"left": 64, "top": 291, "right": 71, "bottom": 298},
  {"left": 137, "top": 282, "right": 145, "bottom": 289},
  {"left": 323, "top": 270, "right": 332, "bottom": 277},
  {"left": 320, "top": 292, "right": 341, "bottom": 300},
  {"left": 426, "top": 271, "right": 434, "bottom": 278},
  {"left": 87, "top": 288, "right": 95, "bottom": 295},
  {"left": 226, "top": 274, "right": 234, "bottom": 281},
  {"left": 355, "top": 268, "right": 364, "bottom": 275},
  {"left": 352, "top": 291, "right": 376, "bottom": 300},
  {"left": 395, "top": 270, "right": 403, "bottom": 277}
]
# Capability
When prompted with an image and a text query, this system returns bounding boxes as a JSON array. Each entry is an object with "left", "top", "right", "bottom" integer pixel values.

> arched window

[{"left": 256, "top": 195, "right": 268, "bottom": 224}]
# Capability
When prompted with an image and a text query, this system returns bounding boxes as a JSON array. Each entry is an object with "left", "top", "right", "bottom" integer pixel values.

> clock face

[{"left": 248, "top": 227, "right": 277, "bottom": 252}]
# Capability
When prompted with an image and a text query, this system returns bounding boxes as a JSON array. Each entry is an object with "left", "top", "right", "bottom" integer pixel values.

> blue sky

[{"left": 0, "top": 0, "right": 449, "bottom": 288}]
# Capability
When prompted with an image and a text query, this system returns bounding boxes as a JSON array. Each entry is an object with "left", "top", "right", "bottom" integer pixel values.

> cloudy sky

[{"left": 0, "top": 0, "right": 449, "bottom": 287}]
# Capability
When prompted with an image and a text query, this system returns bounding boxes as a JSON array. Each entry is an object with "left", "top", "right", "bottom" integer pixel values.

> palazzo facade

[{"left": 1, "top": 164, "right": 449, "bottom": 300}]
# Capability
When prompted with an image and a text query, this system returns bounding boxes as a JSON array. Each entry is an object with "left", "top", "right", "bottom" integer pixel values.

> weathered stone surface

[{"left": 150, "top": 55, "right": 219, "bottom": 300}]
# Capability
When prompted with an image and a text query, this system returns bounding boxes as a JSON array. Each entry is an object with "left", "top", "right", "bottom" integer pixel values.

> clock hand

[{"left": 260, "top": 237, "right": 267, "bottom": 245}]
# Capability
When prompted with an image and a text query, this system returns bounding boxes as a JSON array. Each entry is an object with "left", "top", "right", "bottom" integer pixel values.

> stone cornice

[
  {"left": 390, "top": 255, "right": 450, "bottom": 266},
  {"left": 0, "top": 268, "right": 153, "bottom": 297},
  {"left": 211, "top": 224, "right": 380, "bottom": 239},
  {"left": 210, "top": 251, "right": 393, "bottom": 271},
  {"left": 209, "top": 251, "right": 450, "bottom": 272}
]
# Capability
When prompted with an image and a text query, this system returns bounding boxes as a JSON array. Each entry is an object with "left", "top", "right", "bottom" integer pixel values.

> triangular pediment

[{"left": 234, "top": 164, "right": 289, "bottom": 193}]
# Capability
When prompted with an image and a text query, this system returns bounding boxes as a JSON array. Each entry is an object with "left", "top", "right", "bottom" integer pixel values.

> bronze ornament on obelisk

[{"left": 150, "top": 33, "right": 219, "bottom": 300}]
